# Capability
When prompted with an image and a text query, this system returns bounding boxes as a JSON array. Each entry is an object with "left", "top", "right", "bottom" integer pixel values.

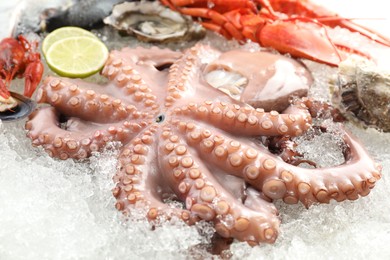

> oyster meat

[
  {"left": 103, "top": 1, "right": 205, "bottom": 43},
  {"left": 332, "top": 57, "right": 390, "bottom": 131}
]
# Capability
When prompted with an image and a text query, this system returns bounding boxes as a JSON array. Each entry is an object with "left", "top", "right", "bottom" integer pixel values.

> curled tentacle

[
  {"left": 113, "top": 126, "right": 193, "bottom": 223},
  {"left": 175, "top": 116, "right": 381, "bottom": 207},
  {"left": 158, "top": 125, "right": 280, "bottom": 244}
]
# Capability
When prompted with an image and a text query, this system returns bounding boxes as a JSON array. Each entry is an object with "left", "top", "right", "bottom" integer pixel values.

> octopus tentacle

[
  {"left": 279, "top": 127, "right": 382, "bottom": 206},
  {"left": 102, "top": 61, "right": 159, "bottom": 111},
  {"left": 25, "top": 107, "right": 146, "bottom": 160},
  {"left": 172, "top": 98, "right": 312, "bottom": 137},
  {"left": 158, "top": 124, "right": 280, "bottom": 244},
  {"left": 176, "top": 121, "right": 381, "bottom": 207},
  {"left": 113, "top": 125, "right": 192, "bottom": 223},
  {"left": 164, "top": 45, "right": 202, "bottom": 105},
  {"left": 104, "top": 47, "right": 182, "bottom": 110},
  {"left": 36, "top": 76, "right": 148, "bottom": 123}
]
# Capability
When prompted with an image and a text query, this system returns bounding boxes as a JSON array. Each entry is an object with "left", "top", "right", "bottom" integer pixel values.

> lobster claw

[
  {"left": 0, "top": 80, "right": 11, "bottom": 99},
  {"left": 258, "top": 21, "right": 352, "bottom": 67},
  {"left": 324, "top": 18, "right": 390, "bottom": 47},
  {"left": 23, "top": 59, "right": 44, "bottom": 98}
]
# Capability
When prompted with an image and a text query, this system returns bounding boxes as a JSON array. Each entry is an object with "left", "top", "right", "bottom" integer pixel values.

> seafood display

[
  {"left": 1, "top": 0, "right": 390, "bottom": 258},
  {"left": 161, "top": 0, "right": 390, "bottom": 66},
  {"left": 104, "top": 1, "right": 205, "bottom": 43},
  {"left": 0, "top": 35, "right": 42, "bottom": 118},
  {"left": 332, "top": 57, "right": 390, "bottom": 132},
  {"left": 25, "top": 45, "right": 381, "bottom": 244}
]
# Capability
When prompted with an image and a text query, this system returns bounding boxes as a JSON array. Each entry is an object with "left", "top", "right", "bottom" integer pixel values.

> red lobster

[
  {"left": 0, "top": 35, "right": 43, "bottom": 100},
  {"left": 160, "top": 0, "right": 390, "bottom": 67}
]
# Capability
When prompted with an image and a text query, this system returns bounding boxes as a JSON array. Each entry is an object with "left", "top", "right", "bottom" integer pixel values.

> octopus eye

[
  {"left": 155, "top": 63, "right": 173, "bottom": 71},
  {"left": 155, "top": 114, "right": 165, "bottom": 123},
  {"left": 58, "top": 114, "right": 70, "bottom": 130}
]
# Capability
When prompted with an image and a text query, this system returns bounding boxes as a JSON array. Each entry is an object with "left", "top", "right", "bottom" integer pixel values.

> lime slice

[
  {"left": 45, "top": 36, "right": 109, "bottom": 78},
  {"left": 42, "top": 26, "right": 97, "bottom": 56}
]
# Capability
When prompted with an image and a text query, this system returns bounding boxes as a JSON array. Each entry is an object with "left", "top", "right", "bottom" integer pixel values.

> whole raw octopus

[{"left": 25, "top": 44, "right": 381, "bottom": 245}]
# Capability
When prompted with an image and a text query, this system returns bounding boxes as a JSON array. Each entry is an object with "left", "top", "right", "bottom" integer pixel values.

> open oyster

[
  {"left": 331, "top": 57, "right": 390, "bottom": 132},
  {"left": 0, "top": 92, "right": 36, "bottom": 122},
  {"left": 103, "top": 1, "right": 205, "bottom": 43}
]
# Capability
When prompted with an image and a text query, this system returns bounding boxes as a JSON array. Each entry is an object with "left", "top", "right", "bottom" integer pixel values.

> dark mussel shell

[{"left": 0, "top": 92, "right": 37, "bottom": 122}]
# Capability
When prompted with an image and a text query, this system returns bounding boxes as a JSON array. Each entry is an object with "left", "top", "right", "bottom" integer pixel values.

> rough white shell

[
  {"left": 103, "top": 1, "right": 205, "bottom": 42},
  {"left": 332, "top": 56, "right": 390, "bottom": 131}
]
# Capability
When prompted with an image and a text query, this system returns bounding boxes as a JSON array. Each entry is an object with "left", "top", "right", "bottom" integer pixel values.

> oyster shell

[
  {"left": 0, "top": 92, "right": 37, "bottom": 122},
  {"left": 331, "top": 57, "right": 390, "bottom": 132},
  {"left": 103, "top": 1, "right": 205, "bottom": 43}
]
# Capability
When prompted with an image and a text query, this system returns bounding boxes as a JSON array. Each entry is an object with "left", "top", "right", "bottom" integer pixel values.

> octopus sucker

[{"left": 26, "top": 44, "right": 381, "bottom": 245}]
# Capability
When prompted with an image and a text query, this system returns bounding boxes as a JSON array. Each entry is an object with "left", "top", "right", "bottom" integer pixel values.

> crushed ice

[{"left": 294, "top": 119, "right": 346, "bottom": 168}]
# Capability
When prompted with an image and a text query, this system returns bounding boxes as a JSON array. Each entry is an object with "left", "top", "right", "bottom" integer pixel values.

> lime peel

[
  {"left": 45, "top": 36, "right": 109, "bottom": 78},
  {"left": 42, "top": 26, "right": 97, "bottom": 56}
]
